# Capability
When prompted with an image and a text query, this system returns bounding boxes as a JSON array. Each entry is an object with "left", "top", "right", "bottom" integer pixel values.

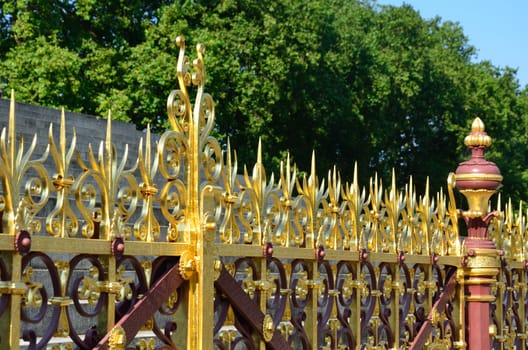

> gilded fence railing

[{"left": 0, "top": 36, "right": 527, "bottom": 350}]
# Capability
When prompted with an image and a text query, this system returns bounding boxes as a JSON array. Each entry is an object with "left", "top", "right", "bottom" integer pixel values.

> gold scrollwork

[
  {"left": 77, "top": 266, "right": 101, "bottom": 305},
  {"left": 0, "top": 92, "right": 50, "bottom": 235},
  {"left": 115, "top": 265, "right": 134, "bottom": 302},
  {"left": 74, "top": 115, "right": 138, "bottom": 240},
  {"left": 275, "top": 156, "right": 299, "bottom": 247},
  {"left": 341, "top": 274, "right": 354, "bottom": 300},
  {"left": 218, "top": 329, "right": 237, "bottom": 348},
  {"left": 136, "top": 338, "right": 156, "bottom": 350},
  {"left": 22, "top": 267, "right": 43, "bottom": 308},
  {"left": 350, "top": 273, "right": 370, "bottom": 299},
  {"left": 277, "top": 323, "right": 294, "bottom": 339},
  {"left": 135, "top": 127, "right": 161, "bottom": 242},
  {"left": 242, "top": 141, "right": 281, "bottom": 245},
  {"left": 382, "top": 274, "right": 393, "bottom": 299},
  {"left": 47, "top": 110, "right": 78, "bottom": 237},
  {"left": 5, "top": 34, "right": 528, "bottom": 350}
]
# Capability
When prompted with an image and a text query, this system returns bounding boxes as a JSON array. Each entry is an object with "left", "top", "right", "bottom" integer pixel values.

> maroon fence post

[{"left": 454, "top": 118, "right": 502, "bottom": 350}]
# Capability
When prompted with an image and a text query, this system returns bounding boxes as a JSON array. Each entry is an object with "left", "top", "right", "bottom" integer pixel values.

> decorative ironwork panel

[{"left": 0, "top": 34, "right": 526, "bottom": 350}]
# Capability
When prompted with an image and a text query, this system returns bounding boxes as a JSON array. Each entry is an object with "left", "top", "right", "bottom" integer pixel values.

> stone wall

[{"left": 0, "top": 98, "right": 145, "bottom": 173}]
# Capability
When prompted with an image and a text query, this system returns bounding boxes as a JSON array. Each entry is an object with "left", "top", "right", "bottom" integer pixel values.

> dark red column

[
  {"left": 454, "top": 117, "right": 502, "bottom": 350},
  {"left": 462, "top": 218, "right": 500, "bottom": 349}
]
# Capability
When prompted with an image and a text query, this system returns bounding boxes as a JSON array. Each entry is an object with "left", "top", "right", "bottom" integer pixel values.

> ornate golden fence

[{"left": 0, "top": 36, "right": 527, "bottom": 349}]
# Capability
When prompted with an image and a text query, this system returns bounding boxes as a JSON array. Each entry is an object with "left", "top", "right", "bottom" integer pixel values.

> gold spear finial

[{"left": 9, "top": 90, "right": 15, "bottom": 172}]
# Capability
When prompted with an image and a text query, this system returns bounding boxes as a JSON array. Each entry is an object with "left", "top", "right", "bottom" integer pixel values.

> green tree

[
  {"left": 1, "top": 36, "right": 82, "bottom": 109},
  {"left": 1, "top": 0, "right": 528, "bottom": 203}
]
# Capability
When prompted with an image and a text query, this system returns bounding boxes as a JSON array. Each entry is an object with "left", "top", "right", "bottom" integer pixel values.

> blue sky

[{"left": 376, "top": 0, "right": 528, "bottom": 88}]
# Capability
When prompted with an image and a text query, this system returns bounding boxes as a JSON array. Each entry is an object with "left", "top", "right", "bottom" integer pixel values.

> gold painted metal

[
  {"left": 213, "top": 259, "right": 222, "bottom": 280},
  {"left": 0, "top": 92, "right": 49, "bottom": 349},
  {"left": 0, "top": 91, "right": 50, "bottom": 236},
  {"left": 136, "top": 338, "right": 156, "bottom": 350},
  {"left": 464, "top": 117, "right": 491, "bottom": 148},
  {"left": 455, "top": 173, "right": 503, "bottom": 182},
  {"left": 53, "top": 260, "right": 72, "bottom": 337},
  {"left": 0, "top": 281, "right": 26, "bottom": 294},
  {"left": 465, "top": 295, "right": 496, "bottom": 302},
  {"left": 262, "top": 313, "right": 275, "bottom": 342},
  {"left": 47, "top": 110, "right": 78, "bottom": 237},
  {"left": 136, "top": 127, "right": 161, "bottom": 242},
  {"left": 108, "top": 325, "right": 126, "bottom": 350},
  {"left": 1, "top": 35, "right": 528, "bottom": 350},
  {"left": 74, "top": 114, "right": 138, "bottom": 240},
  {"left": 218, "top": 329, "right": 237, "bottom": 348},
  {"left": 459, "top": 189, "right": 498, "bottom": 218},
  {"left": 179, "top": 250, "right": 196, "bottom": 280},
  {"left": 430, "top": 307, "right": 442, "bottom": 325},
  {"left": 165, "top": 35, "right": 217, "bottom": 349}
]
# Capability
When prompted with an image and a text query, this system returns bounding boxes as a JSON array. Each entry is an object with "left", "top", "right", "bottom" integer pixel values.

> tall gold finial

[{"left": 455, "top": 117, "right": 502, "bottom": 220}]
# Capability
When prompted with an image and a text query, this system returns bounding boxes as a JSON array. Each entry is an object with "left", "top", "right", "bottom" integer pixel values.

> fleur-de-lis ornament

[{"left": 0, "top": 91, "right": 49, "bottom": 235}]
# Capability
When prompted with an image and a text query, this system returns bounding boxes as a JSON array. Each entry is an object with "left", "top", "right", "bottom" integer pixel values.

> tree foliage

[{"left": 1, "top": 0, "right": 527, "bottom": 202}]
